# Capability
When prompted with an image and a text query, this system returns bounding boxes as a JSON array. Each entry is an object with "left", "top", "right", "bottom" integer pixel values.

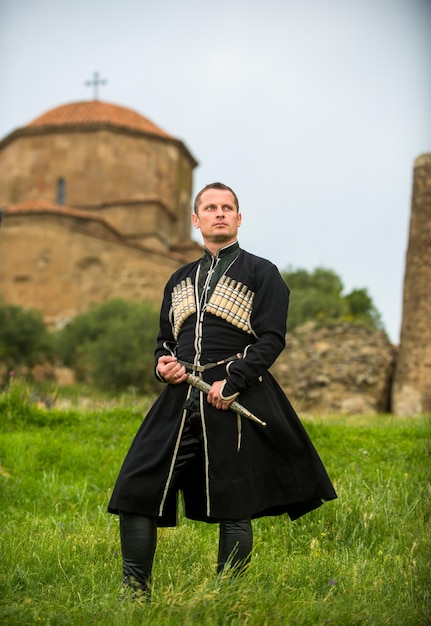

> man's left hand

[{"left": 207, "top": 380, "right": 235, "bottom": 411}]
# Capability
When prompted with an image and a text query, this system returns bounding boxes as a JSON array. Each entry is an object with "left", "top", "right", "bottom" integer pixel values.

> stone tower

[{"left": 392, "top": 154, "right": 431, "bottom": 415}]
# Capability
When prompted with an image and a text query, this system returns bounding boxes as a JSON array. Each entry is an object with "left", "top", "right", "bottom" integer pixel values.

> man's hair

[{"left": 193, "top": 182, "right": 239, "bottom": 214}]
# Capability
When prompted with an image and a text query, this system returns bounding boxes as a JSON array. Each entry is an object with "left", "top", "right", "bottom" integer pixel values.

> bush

[
  {"left": 0, "top": 299, "right": 54, "bottom": 373},
  {"left": 281, "top": 267, "right": 384, "bottom": 331},
  {"left": 55, "top": 299, "right": 161, "bottom": 392}
]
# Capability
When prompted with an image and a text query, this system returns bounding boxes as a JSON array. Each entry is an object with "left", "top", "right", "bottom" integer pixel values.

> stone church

[{"left": 0, "top": 99, "right": 202, "bottom": 326}]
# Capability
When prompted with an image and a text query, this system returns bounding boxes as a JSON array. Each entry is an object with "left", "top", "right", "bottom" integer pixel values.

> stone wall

[
  {"left": 0, "top": 211, "right": 199, "bottom": 327},
  {"left": 271, "top": 323, "right": 396, "bottom": 414}
]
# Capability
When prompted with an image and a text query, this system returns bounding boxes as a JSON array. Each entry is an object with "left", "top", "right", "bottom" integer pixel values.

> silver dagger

[{"left": 186, "top": 374, "right": 267, "bottom": 427}]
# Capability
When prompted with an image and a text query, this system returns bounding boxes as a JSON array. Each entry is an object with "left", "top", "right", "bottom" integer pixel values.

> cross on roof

[{"left": 85, "top": 72, "right": 107, "bottom": 100}]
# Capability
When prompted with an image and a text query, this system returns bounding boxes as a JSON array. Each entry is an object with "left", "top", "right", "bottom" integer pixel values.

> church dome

[{"left": 27, "top": 100, "right": 171, "bottom": 139}]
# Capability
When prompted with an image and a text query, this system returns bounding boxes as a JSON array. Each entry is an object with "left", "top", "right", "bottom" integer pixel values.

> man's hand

[
  {"left": 207, "top": 380, "right": 236, "bottom": 410},
  {"left": 157, "top": 355, "right": 187, "bottom": 384}
]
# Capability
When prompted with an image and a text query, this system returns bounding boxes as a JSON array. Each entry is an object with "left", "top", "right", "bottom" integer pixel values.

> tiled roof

[
  {"left": 5, "top": 199, "right": 121, "bottom": 233},
  {"left": 100, "top": 195, "right": 162, "bottom": 207},
  {"left": 99, "top": 196, "right": 177, "bottom": 219},
  {"left": 3, "top": 200, "right": 189, "bottom": 261},
  {"left": 27, "top": 100, "right": 171, "bottom": 138}
]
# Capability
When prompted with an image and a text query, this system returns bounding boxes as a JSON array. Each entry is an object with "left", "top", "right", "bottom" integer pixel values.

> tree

[
  {"left": 280, "top": 266, "right": 384, "bottom": 331},
  {"left": 0, "top": 299, "right": 53, "bottom": 372},
  {"left": 55, "top": 299, "right": 161, "bottom": 392},
  {"left": 344, "top": 288, "right": 383, "bottom": 328}
]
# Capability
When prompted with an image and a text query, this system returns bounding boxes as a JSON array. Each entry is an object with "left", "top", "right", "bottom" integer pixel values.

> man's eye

[{"left": 223, "top": 206, "right": 233, "bottom": 211}]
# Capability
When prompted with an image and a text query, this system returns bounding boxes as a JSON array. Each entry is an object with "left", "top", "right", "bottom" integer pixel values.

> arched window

[{"left": 57, "top": 177, "right": 66, "bottom": 205}]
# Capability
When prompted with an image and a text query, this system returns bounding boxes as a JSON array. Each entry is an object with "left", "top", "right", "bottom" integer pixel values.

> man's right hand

[{"left": 156, "top": 355, "right": 187, "bottom": 384}]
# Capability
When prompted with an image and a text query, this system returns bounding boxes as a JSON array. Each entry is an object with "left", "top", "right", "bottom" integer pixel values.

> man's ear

[{"left": 191, "top": 213, "right": 200, "bottom": 229}]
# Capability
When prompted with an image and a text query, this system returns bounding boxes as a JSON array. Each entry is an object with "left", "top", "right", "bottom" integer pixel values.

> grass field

[{"left": 0, "top": 381, "right": 430, "bottom": 625}]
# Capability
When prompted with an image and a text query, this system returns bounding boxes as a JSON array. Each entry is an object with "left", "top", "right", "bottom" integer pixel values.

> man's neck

[{"left": 204, "top": 239, "right": 238, "bottom": 257}]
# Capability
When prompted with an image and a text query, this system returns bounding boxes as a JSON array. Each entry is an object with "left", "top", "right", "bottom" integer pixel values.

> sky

[{"left": 0, "top": 0, "right": 430, "bottom": 343}]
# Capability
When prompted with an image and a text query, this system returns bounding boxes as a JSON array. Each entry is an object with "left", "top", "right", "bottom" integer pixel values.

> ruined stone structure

[
  {"left": 392, "top": 154, "right": 431, "bottom": 415},
  {"left": 0, "top": 100, "right": 201, "bottom": 326},
  {"left": 271, "top": 323, "right": 396, "bottom": 414}
]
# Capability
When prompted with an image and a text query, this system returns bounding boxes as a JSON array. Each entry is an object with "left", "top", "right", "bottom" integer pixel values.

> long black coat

[{"left": 108, "top": 245, "right": 337, "bottom": 525}]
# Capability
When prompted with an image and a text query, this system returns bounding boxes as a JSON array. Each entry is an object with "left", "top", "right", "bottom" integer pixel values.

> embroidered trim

[
  {"left": 199, "top": 386, "right": 211, "bottom": 517},
  {"left": 206, "top": 276, "right": 255, "bottom": 334},
  {"left": 159, "top": 406, "right": 188, "bottom": 517},
  {"left": 220, "top": 379, "right": 240, "bottom": 401},
  {"left": 170, "top": 278, "right": 196, "bottom": 340}
]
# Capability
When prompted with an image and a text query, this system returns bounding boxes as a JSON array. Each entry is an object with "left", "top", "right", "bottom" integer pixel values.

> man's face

[{"left": 192, "top": 189, "right": 241, "bottom": 247}]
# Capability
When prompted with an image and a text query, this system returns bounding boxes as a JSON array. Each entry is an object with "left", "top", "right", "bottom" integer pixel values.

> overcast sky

[{"left": 1, "top": 0, "right": 430, "bottom": 343}]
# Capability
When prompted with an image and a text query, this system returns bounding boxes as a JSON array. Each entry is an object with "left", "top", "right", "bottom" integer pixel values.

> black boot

[
  {"left": 119, "top": 512, "right": 157, "bottom": 601},
  {"left": 217, "top": 519, "right": 253, "bottom": 576}
]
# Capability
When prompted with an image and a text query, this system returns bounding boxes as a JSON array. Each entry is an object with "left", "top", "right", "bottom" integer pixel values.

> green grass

[{"left": 0, "top": 381, "right": 430, "bottom": 625}]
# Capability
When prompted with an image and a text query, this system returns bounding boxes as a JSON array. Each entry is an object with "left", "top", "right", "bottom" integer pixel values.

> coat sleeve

[
  {"left": 153, "top": 279, "right": 177, "bottom": 381},
  {"left": 222, "top": 260, "right": 290, "bottom": 397}
]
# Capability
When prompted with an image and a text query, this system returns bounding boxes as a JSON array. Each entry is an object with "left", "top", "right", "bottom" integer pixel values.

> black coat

[{"left": 108, "top": 245, "right": 337, "bottom": 525}]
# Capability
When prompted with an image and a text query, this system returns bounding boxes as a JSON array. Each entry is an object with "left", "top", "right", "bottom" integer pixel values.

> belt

[{"left": 178, "top": 353, "right": 242, "bottom": 373}]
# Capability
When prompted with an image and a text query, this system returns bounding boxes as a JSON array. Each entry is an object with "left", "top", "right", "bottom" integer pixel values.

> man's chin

[{"left": 211, "top": 234, "right": 233, "bottom": 243}]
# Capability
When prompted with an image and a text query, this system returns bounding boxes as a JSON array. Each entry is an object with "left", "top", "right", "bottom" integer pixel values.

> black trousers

[{"left": 119, "top": 411, "right": 253, "bottom": 591}]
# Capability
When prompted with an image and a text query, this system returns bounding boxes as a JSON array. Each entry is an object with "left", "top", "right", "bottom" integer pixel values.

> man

[{"left": 108, "top": 182, "right": 337, "bottom": 596}]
